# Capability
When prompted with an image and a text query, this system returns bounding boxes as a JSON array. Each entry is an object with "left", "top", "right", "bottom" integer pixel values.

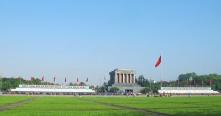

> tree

[
  {"left": 0, "top": 77, "right": 54, "bottom": 91},
  {"left": 177, "top": 73, "right": 221, "bottom": 91},
  {"left": 178, "top": 72, "right": 197, "bottom": 81},
  {"left": 95, "top": 86, "right": 106, "bottom": 93},
  {"left": 109, "top": 87, "right": 119, "bottom": 93},
  {"left": 137, "top": 75, "right": 145, "bottom": 86},
  {"left": 69, "top": 82, "right": 74, "bottom": 86},
  {"left": 137, "top": 75, "right": 150, "bottom": 87},
  {"left": 79, "top": 82, "right": 86, "bottom": 86},
  {"left": 140, "top": 87, "right": 151, "bottom": 94}
]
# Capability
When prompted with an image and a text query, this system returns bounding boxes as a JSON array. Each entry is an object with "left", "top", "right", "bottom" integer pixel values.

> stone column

[
  {"left": 130, "top": 74, "right": 133, "bottom": 84},
  {"left": 131, "top": 74, "right": 135, "bottom": 83},
  {"left": 120, "top": 73, "right": 123, "bottom": 83},
  {"left": 122, "top": 73, "right": 124, "bottom": 83},
  {"left": 119, "top": 73, "right": 122, "bottom": 83},
  {"left": 134, "top": 75, "right": 136, "bottom": 83},
  {"left": 124, "top": 74, "right": 127, "bottom": 83},
  {"left": 127, "top": 74, "right": 130, "bottom": 84},
  {"left": 134, "top": 76, "right": 136, "bottom": 84},
  {"left": 121, "top": 73, "right": 123, "bottom": 83},
  {"left": 116, "top": 73, "right": 119, "bottom": 83},
  {"left": 115, "top": 73, "right": 117, "bottom": 83}
]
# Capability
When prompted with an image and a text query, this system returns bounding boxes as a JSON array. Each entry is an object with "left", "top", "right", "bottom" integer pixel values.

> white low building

[
  {"left": 158, "top": 87, "right": 219, "bottom": 94},
  {"left": 11, "top": 85, "right": 95, "bottom": 94}
]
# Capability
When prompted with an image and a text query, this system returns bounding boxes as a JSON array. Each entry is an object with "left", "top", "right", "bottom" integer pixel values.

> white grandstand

[
  {"left": 11, "top": 85, "right": 95, "bottom": 94},
  {"left": 158, "top": 87, "right": 219, "bottom": 94}
]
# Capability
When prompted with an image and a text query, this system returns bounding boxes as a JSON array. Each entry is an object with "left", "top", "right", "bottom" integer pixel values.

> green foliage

[
  {"left": 95, "top": 82, "right": 108, "bottom": 93},
  {"left": 177, "top": 73, "right": 221, "bottom": 91},
  {"left": 136, "top": 75, "right": 150, "bottom": 87},
  {"left": 79, "top": 82, "right": 86, "bottom": 86},
  {"left": 140, "top": 87, "right": 150, "bottom": 94},
  {"left": 178, "top": 72, "right": 197, "bottom": 81},
  {"left": 0, "top": 77, "right": 53, "bottom": 91},
  {"left": 136, "top": 73, "right": 221, "bottom": 92},
  {"left": 109, "top": 87, "right": 120, "bottom": 93},
  {"left": 96, "top": 86, "right": 106, "bottom": 93}
]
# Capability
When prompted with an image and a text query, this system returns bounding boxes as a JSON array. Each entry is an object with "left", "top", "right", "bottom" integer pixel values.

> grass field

[
  {"left": 0, "top": 96, "right": 221, "bottom": 116},
  {"left": 0, "top": 96, "right": 31, "bottom": 106}
]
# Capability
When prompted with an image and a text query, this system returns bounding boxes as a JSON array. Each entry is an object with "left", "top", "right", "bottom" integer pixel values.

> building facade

[
  {"left": 109, "top": 69, "right": 136, "bottom": 86},
  {"left": 109, "top": 69, "right": 144, "bottom": 94}
]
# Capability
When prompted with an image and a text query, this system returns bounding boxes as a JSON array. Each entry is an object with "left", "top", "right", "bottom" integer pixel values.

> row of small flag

[{"left": 31, "top": 76, "right": 89, "bottom": 83}]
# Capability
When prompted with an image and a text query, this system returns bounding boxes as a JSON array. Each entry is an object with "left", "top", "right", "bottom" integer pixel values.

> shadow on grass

[{"left": 172, "top": 111, "right": 221, "bottom": 116}]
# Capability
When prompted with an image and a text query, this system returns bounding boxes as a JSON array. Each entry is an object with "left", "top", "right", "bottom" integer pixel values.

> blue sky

[{"left": 0, "top": 0, "right": 221, "bottom": 85}]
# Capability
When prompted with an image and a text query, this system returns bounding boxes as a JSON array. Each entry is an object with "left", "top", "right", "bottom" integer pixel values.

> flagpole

[
  {"left": 160, "top": 65, "right": 163, "bottom": 88},
  {"left": 155, "top": 55, "right": 162, "bottom": 88},
  {"left": 160, "top": 55, "right": 163, "bottom": 88},
  {"left": 149, "top": 77, "right": 152, "bottom": 95},
  {"left": 202, "top": 80, "right": 203, "bottom": 87},
  {"left": 20, "top": 77, "right": 22, "bottom": 85},
  {"left": 65, "top": 77, "right": 66, "bottom": 86}
]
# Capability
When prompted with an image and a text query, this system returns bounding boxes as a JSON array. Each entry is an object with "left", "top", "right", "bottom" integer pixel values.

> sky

[{"left": 0, "top": 0, "right": 221, "bottom": 85}]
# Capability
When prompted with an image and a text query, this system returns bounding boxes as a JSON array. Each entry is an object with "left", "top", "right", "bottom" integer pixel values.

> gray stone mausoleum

[{"left": 109, "top": 69, "right": 144, "bottom": 94}]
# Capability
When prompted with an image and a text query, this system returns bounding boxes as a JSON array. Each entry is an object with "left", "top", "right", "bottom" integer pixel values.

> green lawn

[
  {"left": 82, "top": 96, "right": 221, "bottom": 116},
  {"left": 0, "top": 96, "right": 31, "bottom": 106},
  {"left": 0, "top": 96, "right": 221, "bottom": 116}
]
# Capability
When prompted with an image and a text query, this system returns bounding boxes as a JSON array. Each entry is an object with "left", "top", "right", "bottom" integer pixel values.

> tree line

[
  {"left": 136, "top": 72, "right": 221, "bottom": 94},
  {"left": 0, "top": 76, "right": 88, "bottom": 91},
  {"left": 0, "top": 77, "right": 53, "bottom": 91}
]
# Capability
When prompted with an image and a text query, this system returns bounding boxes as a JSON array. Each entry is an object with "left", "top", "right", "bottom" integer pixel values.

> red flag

[
  {"left": 31, "top": 77, "right": 34, "bottom": 80},
  {"left": 42, "top": 76, "right": 44, "bottom": 81},
  {"left": 155, "top": 56, "right": 161, "bottom": 68}
]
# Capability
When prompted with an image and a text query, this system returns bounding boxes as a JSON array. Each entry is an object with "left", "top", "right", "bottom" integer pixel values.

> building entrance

[{"left": 125, "top": 89, "right": 133, "bottom": 94}]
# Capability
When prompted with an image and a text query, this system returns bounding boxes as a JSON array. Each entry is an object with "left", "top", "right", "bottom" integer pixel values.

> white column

[
  {"left": 124, "top": 74, "right": 127, "bottom": 83},
  {"left": 120, "top": 73, "right": 123, "bottom": 83},
  {"left": 131, "top": 74, "right": 135, "bottom": 83},
  {"left": 121, "top": 73, "right": 124, "bottom": 83},
  {"left": 115, "top": 73, "right": 117, "bottom": 83},
  {"left": 127, "top": 74, "right": 129, "bottom": 84}
]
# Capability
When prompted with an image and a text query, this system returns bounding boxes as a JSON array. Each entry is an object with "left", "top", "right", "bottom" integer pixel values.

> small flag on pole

[
  {"left": 54, "top": 77, "right": 56, "bottom": 83},
  {"left": 86, "top": 78, "right": 88, "bottom": 82},
  {"left": 177, "top": 80, "right": 179, "bottom": 87},
  {"left": 65, "top": 77, "right": 67, "bottom": 83},
  {"left": 209, "top": 80, "right": 212, "bottom": 86},
  {"left": 42, "top": 76, "right": 44, "bottom": 81},
  {"left": 202, "top": 80, "right": 204, "bottom": 87},
  {"left": 155, "top": 56, "right": 161, "bottom": 68},
  {"left": 77, "top": 78, "right": 79, "bottom": 82}
]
